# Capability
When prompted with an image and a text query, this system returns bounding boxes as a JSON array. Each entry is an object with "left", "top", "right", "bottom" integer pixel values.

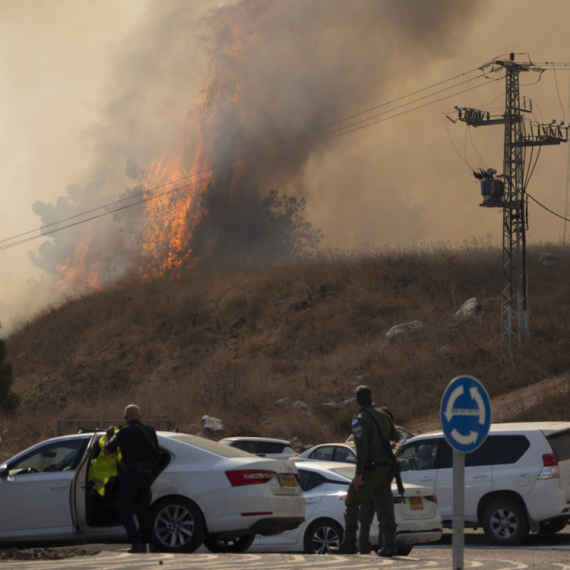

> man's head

[
  {"left": 355, "top": 385, "right": 372, "bottom": 406},
  {"left": 124, "top": 404, "right": 142, "bottom": 422}
]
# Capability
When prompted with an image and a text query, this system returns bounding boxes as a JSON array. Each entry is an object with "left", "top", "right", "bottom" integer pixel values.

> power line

[
  {"left": 0, "top": 67, "right": 501, "bottom": 252},
  {"left": 527, "top": 192, "right": 570, "bottom": 222}
]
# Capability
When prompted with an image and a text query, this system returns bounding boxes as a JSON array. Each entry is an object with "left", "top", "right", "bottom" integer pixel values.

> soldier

[
  {"left": 331, "top": 385, "right": 400, "bottom": 557},
  {"left": 105, "top": 404, "right": 159, "bottom": 554}
]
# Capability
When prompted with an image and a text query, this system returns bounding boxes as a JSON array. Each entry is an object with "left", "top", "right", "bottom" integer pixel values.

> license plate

[
  {"left": 409, "top": 497, "right": 424, "bottom": 510},
  {"left": 279, "top": 475, "right": 298, "bottom": 488}
]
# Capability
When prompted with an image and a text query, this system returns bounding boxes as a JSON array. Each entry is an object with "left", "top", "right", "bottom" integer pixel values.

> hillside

[{"left": 2, "top": 241, "right": 570, "bottom": 455}]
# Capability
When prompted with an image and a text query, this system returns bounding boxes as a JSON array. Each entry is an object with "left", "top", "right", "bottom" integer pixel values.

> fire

[
  {"left": 54, "top": 226, "right": 101, "bottom": 295},
  {"left": 139, "top": 1, "right": 274, "bottom": 277}
]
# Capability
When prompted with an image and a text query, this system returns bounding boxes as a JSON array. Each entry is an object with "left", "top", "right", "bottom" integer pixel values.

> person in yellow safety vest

[{"left": 88, "top": 429, "right": 122, "bottom": 496}]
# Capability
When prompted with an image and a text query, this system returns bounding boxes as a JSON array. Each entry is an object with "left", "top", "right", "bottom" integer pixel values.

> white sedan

[
  {"left": 291, "top": 443, "right": 356, "bottom": 463},
  {"left": 248, "top": 461, "right": 442, "bottom": 555},
  {"left": 0, "top": 432, "right": 305, "bottom": 552}
]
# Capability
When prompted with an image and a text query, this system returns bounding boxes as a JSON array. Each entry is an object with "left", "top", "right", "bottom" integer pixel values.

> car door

[
  {"left": 0, "top": 436, "right": 91, "bottom": 537},
  {"left": 398, "top": 438, "right": 443, "bottom": 493},
  {"left": 434, "top": 439, "right": 492, "bottom": 523}
]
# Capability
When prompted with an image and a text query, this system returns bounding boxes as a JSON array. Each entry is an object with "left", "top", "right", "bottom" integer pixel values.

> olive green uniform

[{"left": 344, "top": 404, "right": 400, "bottom": 551}]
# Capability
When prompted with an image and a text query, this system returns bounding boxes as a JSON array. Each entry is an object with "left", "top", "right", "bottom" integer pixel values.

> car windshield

[
  {"left": 169, "top": 434, "right": 253, "bottom": 458},
  {"left": 331, "top": 465, "right": 356, "bottom": 480}
]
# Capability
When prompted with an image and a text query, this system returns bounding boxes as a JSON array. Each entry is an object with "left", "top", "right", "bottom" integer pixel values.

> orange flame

[
  {"left": 139, "top": 1, "right": 274, "bottom": 277},
  {"left": 54, "top": 226, "right": 101, "bottom": 295}
]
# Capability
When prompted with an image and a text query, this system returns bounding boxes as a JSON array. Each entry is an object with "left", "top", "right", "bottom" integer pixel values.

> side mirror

[{"left": 0, "top": 466, "right": 9, "bottom": 478}]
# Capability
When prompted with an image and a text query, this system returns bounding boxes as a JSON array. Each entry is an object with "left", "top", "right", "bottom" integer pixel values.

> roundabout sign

[{"left": 440, "top": 375, "right": 491, "bottom": 453}]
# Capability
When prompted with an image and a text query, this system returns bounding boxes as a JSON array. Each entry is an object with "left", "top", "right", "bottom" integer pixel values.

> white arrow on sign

[
  {"left": 444, "top": 385, "right": 464, "bottom": 422},
  {"left": 451, "top": 428, "right": 478, "bottom": 445},
  {"left": 469, "top": 386, "right": 486, "bottom": 425}
]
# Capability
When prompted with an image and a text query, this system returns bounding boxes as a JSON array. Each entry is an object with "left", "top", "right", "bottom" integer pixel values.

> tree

[{"left": 0, "top": 340, "right": 19, "bottom": 416}]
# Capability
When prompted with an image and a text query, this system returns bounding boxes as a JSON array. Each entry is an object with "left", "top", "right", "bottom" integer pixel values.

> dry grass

[{"left": 2, "top": 241, "right": 570, "bottom": 455}]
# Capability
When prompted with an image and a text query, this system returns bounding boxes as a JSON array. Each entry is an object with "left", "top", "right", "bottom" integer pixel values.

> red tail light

[
  {"left": 543, "top": 454, "right": 559, "bottom": 467},
  {"left": 426, "top": 495, "right": 437, "bottom": 503},
  {"left": 538, "top": 454, "right": 560, "bottom": 479},
  {"left": 393, "top": 496, "right": 404, "bottom": 504},
  {"left": 225, "top": 469, "right": 275, "bottom": 486}
]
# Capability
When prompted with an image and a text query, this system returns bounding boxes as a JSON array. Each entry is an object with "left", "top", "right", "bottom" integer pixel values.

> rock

[
  {"left": 229, "top": 316, "right": 246, "bottom": 332},
  {"left": 289, "top": 437, "right": 302, "bottom": 450},
  {"left": 342, "top": 398, "right": 356, "bottom": 408},
  {"left": 201, "top": 415, "right": 224, "bottom": 435},
  {"left": 293, "top": 400, "right": 310, "bottom": 412},
  {"left": 274, "top": 398, "right": 290, "bottom": 408},
  {"left": 538, "top": 252, "right": 555, "bottom": 267},
  {"left": 318, "top": 402, "right": 341, "bottom": 416},
  {"left": 187, "top": 423, "right": 201, "bottom": 435},
  {"left": 454, "top": 298, "right": 482, "bottom": 322},
  {"left": 435, "top": 346, "right": 456, "bottom": 363},
  {"left": 385, "top": 320, "right": 426, "bottom": 342}
]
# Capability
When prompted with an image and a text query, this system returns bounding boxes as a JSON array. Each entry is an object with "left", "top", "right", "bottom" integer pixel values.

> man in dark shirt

[
  {"left": 105, "top": 404, "right": 159, "bottom": 553},
  {"left": 332, "top": 385, "right": 400, "bottom": 557}
]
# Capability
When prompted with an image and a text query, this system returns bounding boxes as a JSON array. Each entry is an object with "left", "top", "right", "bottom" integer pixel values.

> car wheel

[
  {"left": 150, "top": 496, "right": 205, "bottom": 553},
  {"left": 539, "top": 516, "right": 570, "bottom": 534},
  {"left": 203, "top": 535, "right": 255, "bottom": 553},
  {"left": 482, "top": 498, "right": 530, "bottom": 546},
  {"left": 303, "top": 518, "right": 344, "bottom": 554},
  {"left": 397, "top": 546, "right": 413, "bottom": 556}
]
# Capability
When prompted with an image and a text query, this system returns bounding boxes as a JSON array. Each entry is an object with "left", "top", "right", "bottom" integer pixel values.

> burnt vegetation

[{"left": 2, "top": 240, "right": 570, "bottom": 454}]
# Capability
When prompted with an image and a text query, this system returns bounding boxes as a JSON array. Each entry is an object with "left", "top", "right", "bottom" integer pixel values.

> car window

[
  {"left": 547, "top": 429, "right": 570, "bottom": 461},
  {"left": 310, "top": 446, "right": 335, "bottom": 461},
  {"left": 298, "top": 470, "right": 327, "bottom": 492},
  {"left": 399, "top": 441, "right": 440, "bottom": 471},
  {"left": 256, "top": 442, "right": 286, "bottom": 454},
  {"left": 232, "top": 441, "right": 256, "bottom": 454},
  {"left": 334, "top": 446, "right": 355, "bottom": 463},
  {"left": 489, "top": 435, "right": 530, "bottom": 465},
  {"left": 8, "top": 438, "right": 89, "bottom": 476},
  {"left": 441, "top": 438, "right": 492, "bottom": 468}
]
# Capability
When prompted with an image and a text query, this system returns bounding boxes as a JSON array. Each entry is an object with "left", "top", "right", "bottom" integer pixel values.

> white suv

[{"left": 397, "top": 422, "right": 570, "bottom": 545}]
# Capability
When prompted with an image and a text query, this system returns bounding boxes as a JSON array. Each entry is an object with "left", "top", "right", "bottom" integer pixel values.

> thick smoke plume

[{"left": 29, "top": 0, "right": 484, "bottom": 296}]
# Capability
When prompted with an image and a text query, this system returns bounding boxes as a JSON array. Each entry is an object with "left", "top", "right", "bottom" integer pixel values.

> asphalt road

[{"left": 2, "top": 529, "right": 570, "bottom": 569}]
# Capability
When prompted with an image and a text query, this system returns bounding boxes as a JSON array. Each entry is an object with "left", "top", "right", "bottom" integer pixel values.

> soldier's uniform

[
  {"left": 105, "top": 419, "right": 158, "bottom": 552},
  {"left": 345, "top": 404, "right": 400, "bottom": 554}
]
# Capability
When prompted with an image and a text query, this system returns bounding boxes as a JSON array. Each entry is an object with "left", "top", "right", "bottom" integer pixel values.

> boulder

[
  {"left": 201, "top": 415, "right": 224, "bottom": 435},
  {"left": 434, "top": 346, "right": 456, "bottom": 363},
  {"left": 318, "top": 402, "right": 341, "bottom": 417},
  {"left": 385, "top": 320, "right": 426, "bottom": 342},
  {"left": 454, "top": 298, "right": 482, "bottom": 322},
  {"left": 289, "top": 437, "right": 303, "bottom": 450},
  {"left": 293, "top": 400, "right": 310, "bottom": 412},
  {"left": 274, "top": 398, "right": 290, "bottom": 408}
]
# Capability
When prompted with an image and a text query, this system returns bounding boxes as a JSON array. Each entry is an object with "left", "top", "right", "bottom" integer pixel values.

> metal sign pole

[{"left": 452, "top": 449, "right": 465, "bottom": 570}]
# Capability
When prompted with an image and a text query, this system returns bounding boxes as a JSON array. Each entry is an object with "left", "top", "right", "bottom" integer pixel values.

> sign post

[{"left": 440, "top": 376, "right": 491, "bottom": 570}]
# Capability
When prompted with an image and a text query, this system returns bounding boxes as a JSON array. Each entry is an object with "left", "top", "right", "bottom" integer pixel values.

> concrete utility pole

[{"left": 456, "top": 53, "right": 568, "bottom": 347}]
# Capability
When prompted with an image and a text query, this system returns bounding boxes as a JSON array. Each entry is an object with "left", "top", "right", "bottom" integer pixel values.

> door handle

[
  {"left": 306, "top": 499, "right": 318, "bottom": 504},
  {"left": 472, "top": 475, "right": 488, "bottom": 479},
  {"left": 50, "top": 484, "right": 68, "bottom": 490},
  {"left": 419, "top": 477, "right": 434, "bottom": 482}
]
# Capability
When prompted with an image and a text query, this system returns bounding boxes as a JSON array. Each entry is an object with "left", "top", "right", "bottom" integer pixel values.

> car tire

[
  {"left": 150, "top": 496, "right": 205, "bottom": 553},
  {"left": 539, "top": 516, "right": 570, "bottom": 534},
  {"left": 482, "top": 498, "right": 530, "bottom": 546},
  {"left": 397, "top": 546, "right": 413, "bottom": 556},
  {"left": 303, "top": 518, "right": 344, "bottom": 554},
  {"left": 203, "top": 535, "right": 255, "bottom": 553}
]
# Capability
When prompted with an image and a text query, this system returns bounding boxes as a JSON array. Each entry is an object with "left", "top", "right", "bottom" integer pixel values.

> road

[{"left": 2, "top": 530, "right": 570, "bottom": 570}]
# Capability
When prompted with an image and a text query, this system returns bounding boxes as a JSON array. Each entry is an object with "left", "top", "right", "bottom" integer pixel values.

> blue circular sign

[{"left": 440, "top": 375, "right": 491, "bottom": 453}]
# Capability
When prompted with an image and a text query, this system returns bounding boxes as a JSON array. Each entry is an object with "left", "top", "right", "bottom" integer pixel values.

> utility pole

[
  {"left": 456, "top": 54, "right": 568, "bottom": 347},
  {"left": 564, "top": 79, "right": 570, "bottom": 245}
]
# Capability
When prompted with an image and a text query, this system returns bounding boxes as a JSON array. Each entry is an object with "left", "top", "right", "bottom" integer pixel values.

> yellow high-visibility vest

[{"left": 88, "top": 431, "right": 122, "bottom": 496}]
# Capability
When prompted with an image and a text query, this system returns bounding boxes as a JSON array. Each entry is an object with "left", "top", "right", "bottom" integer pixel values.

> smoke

[{"left": 27, "top": 1, "right": 486, "bottom": 297}]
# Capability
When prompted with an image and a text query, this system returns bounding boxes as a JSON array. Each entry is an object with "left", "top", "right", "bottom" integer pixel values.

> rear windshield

[
  {"left": 169, "top": 434, "right": 253, "bottom": 458},
  {"left": 331, "top": 465, "right": 356, "bottom": 480},
  {"left": 547, "top": 429, "right": 570, "bottom": 461}
]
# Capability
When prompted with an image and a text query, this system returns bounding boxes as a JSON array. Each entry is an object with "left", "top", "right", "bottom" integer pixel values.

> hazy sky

[{"left": 1, "top": 0, "right": 570, "bottom": 329}]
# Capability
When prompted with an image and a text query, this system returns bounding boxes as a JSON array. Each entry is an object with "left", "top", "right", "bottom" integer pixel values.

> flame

[
  {"left": 139, "top": 1, "right": 274, "bottom": 277},
  {"left": 54, "top": 226, "right": 101, "bottom": 295}
]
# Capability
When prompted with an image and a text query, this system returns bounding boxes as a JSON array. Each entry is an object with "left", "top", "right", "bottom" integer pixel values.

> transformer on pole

[{"left": 456, "top": 53, "right": 568, "bottom": 347}]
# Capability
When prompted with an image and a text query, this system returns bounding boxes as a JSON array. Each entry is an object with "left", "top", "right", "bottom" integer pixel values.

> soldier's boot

[
  {"left": 329, "top": 541, "right": 358, "bottom": 555},
  {"left": 358, "top": 538, "right": 372, "bottom": 555},
  {"left": 377, "top": 532, "right": 398, "bottom": 558},
  {"left": 128, "top": 542, "right": 146, "bottom": 554}
]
